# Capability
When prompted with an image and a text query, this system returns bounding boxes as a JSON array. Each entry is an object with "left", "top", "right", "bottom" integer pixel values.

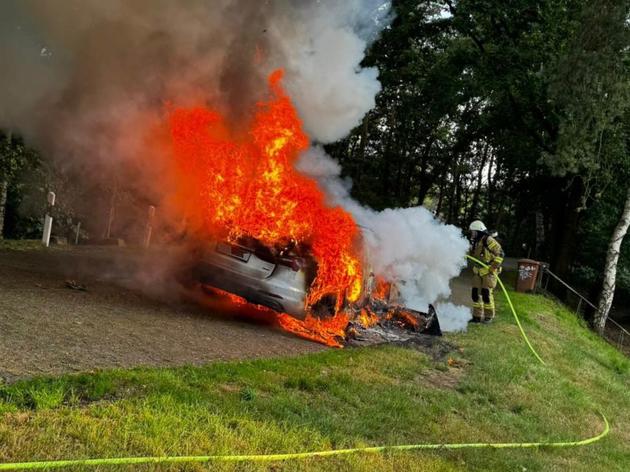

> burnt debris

[{"left": 345, "top": 304, "right": 442, "bottom": 347}]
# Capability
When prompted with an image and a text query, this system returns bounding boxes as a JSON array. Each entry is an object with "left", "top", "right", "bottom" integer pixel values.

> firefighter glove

[{"left": 478, "top": 267, "right": 491, "bottom": 277}]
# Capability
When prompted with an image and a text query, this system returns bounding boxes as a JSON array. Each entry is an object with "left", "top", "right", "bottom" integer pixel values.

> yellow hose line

[
  {"left": 0, "top": 413, "right": 609, "bottom": 470},
  {"left": 466, "top": 254, "right": 546, "bottom": 365}
]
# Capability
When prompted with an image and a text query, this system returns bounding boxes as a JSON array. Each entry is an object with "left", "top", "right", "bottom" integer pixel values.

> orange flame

[
  {"left": 277, "top": 313, "right": 349, "bottom": 348},
  {"left": 357, "top": 308, "right": 379, "bottom": 328},
  {"left": 203, "top": 287, "right": 348, "bottom": 347},
  {"left": 168, "top": 70, "right": 362, "bottom": 344},
  {"left": 372, "top": 278, "right": 392, "bottom": 303}
]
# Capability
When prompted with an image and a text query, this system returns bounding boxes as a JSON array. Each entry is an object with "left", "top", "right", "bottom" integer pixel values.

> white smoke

[
  {"left": 280, "top": 3, "right": 471, "bottom": 330},
  {"left": 269, "top": 0, "right": 391, "bottom": 143},
  {"left": 0, "top": 0, "right": 391, "bottom": 146},
  {"left": 297, "top": 146, "right": 471, "bottom": 331},
  {"left": 434, "top": 302, "right": 472, "bottom": 332}
]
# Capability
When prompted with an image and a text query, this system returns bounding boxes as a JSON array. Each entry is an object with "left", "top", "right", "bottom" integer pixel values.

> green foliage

[
  {"left": 0, "top": 131, "right": 46, "bottom": 238},
  {"left": 573, "top": 115, "right": 630, "bottom": 300},
  {"left": 0, "top": 133, "right": 31, "bottom": 181},
  {"left": 546, "top": 0, "right": 629, "bottom": 181},
  {"left": 326, "top": 0, "right": 629, "bottom": 285},
  {"left": 0, "top": 239, "right": 44, "bottom": 251},
  {"left": 239, "top": 387, "right": 256, "bottom": 402},
  {"left": 25, "top": 384, "right": 66, "bottom": 410}
]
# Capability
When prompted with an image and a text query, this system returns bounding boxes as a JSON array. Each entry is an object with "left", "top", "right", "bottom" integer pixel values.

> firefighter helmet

[{"left": 469, "top": 220, "right": 487, "bottom": 232}]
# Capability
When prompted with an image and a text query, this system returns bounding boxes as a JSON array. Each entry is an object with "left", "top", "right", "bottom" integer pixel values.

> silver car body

[{"left": 193, "top": 241, "right": 312, "bottom": 319}]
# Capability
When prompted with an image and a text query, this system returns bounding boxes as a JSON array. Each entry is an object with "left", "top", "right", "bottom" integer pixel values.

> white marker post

[
  {"left": 42, "top": 191, "right": 56, "bottom": 247},
  {"left": 143, "top": 205, "right": 156, "bottom": 247},
  {"left": 74, "top": 222, "right": 81, "bottom": 245}
]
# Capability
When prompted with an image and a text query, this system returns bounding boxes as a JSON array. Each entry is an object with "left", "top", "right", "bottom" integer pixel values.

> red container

[{"left": 516, "top": 259, "right": 541, "bottom": 292}]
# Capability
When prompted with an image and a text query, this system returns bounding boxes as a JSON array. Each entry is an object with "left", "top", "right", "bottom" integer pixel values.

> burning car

[
  {"left": 169, "top": 70, "right": 440, "bottom": 346},
  {"left": 182, "top": 234, "right": 442, "bottom": 346}
]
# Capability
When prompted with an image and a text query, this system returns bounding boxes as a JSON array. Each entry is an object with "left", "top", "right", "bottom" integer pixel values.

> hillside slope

[{"left": 0, "top": 290, "right": 629, "bottom": 471}]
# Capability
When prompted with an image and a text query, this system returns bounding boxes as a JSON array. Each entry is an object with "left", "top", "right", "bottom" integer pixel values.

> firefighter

[{"left": 469, "top": 220, "right": 504, "bottom": 323}]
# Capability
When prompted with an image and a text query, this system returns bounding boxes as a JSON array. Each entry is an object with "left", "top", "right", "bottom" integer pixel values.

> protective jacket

[
  {"left": 472, "top": 234, "right": 504, "bottom": 273},
  {"left": 470, "top": 234, "right": 504, "bottom": 321}
]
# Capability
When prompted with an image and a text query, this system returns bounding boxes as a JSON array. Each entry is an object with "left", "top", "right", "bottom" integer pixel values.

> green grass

[
  {"left": 0, "top": 239, "right": 75, "bottom": 251},
  {"left": 0, "top": 239, "right": 47, "bottom": 251},
  {"left": 0, "top": 290, "right": 629, "bottom": 471}
]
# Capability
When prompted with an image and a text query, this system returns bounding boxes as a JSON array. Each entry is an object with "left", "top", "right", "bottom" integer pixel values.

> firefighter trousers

[{"left": 471, "top": 273, "right": 497, "bottom": 321}]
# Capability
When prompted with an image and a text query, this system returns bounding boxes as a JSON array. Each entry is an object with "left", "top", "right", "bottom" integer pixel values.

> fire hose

[
  {"left": 0, "top": 414, "right": 610, "bottom": 470},
  {"left": 0, "top": 257, "right": 609, "bottom": 470},
  {"left": 465, "top": 254, "right": 545, "bottom": 365}
]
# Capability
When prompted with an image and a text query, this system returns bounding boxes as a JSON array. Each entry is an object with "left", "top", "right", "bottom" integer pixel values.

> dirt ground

[
  {"left": 0, "top": 245, "right": 480, "bottom": 382},
  {"left": 0, "top": 246, "right": 324, "bottom": 382}
]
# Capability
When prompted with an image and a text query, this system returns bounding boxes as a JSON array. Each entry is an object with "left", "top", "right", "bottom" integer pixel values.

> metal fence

[{"left": 538, "top": 266, "right": 630, "bottom": 356}]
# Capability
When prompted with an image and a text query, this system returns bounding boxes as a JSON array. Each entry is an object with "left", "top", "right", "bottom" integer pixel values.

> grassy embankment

[
  {"left": 0, "top": 240, "right": 49, "bottom": 251},
  {"left": 0, "top": 288, "right": 629, "bottom": 471}
]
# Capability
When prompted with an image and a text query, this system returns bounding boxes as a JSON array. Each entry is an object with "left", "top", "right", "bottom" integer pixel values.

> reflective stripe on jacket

[{"left": 472, "top": 235, "right": 504, "bottom": 270}]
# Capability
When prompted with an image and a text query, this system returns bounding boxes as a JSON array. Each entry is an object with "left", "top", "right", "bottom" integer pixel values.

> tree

[
  {"left": 0, "top": 131, "right": 47, "bottom": 239},
  {"left": 329, "top": 0, "right": 465, "bottom": 211},
  {"left": 591, "top": 107, "right": 630, "bottom": 332},
  {"left": 542, "top": 0, "right": 629, "bottom": 277},
  {"left": 0, "top": 131, "right": 25, "bottom": 239},
  {"left": 595, "top": 187, "right": 630, "bottom": 333},
  {"left": 325, "top": 0, "right": 630, "bottom": 314}
]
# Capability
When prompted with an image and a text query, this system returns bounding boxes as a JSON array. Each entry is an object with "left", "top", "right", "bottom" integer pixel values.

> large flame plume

[{"left": 168, "top": 70, "right": 363, "bottom": 344}]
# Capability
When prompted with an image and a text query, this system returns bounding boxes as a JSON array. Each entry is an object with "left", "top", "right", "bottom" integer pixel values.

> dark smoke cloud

[
  {"left": 1, "top": 0, "right": 270, "bottom": 158},
  {"left": 0, "top": 0, "right": 391, "bottom": 223},
  {"left": 0, "top": 0, "right": 391, "bottom": 150}
]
